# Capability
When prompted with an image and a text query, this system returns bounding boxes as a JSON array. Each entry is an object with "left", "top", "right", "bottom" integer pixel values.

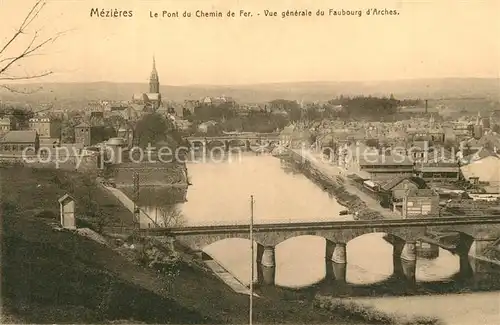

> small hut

[{"left": 58, "top": 194, "right": 76, "bottom": 229}]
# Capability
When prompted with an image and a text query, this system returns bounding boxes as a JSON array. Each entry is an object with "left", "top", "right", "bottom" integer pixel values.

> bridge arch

[
  {"left": 419, "top": 230, "right": 475, "bottom": 255},
  {"left": 206, "top": 139, "right": 226, "bottom": 148},
  {"left": 171, "top": 227, "right": 425, "bottom": 252},
  {"left": 227, "top": 139, "right": 247, "bottom": 148},
  {"left": 189, "top": 140, "right": 205, "bottom": 148}
]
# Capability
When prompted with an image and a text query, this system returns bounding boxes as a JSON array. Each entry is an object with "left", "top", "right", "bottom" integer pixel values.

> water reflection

[
  {"left": 138, "top": 153, "right": 499, "bottom": 298},
  {"left": 143, "top": 154, "right": 349, "bottom": 226},
  {"left": 203, "top": 234, "right": 500, "bottom": 297}
]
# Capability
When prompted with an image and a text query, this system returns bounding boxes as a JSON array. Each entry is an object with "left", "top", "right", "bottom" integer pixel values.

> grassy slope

[{"left": 0, "top": 166, "right": 357, "bottom": 324}]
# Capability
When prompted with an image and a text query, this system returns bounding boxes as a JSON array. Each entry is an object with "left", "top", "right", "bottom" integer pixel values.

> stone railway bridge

[
  {"left": 142, "top": 216, "right": 500, "bottom": 284},
  {"left": 185, "top": 133, "right": 281, "bottom": 150}
]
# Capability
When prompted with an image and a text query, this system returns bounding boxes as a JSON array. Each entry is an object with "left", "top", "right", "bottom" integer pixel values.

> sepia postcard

[{"left": 0, "top": 0, "right": 499, "bottom": 324}]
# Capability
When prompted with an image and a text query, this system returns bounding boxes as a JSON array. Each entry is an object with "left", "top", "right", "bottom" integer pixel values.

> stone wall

[{"left": 108, "top": 162, "right": 187, "bottom": 187}]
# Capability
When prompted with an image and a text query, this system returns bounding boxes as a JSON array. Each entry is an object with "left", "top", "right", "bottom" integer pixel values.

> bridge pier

[
  {"left": 458, "top": 254, "right": 474, "bottom": 280},
  {"left": 392, "top": 254, "right": 404, "bottom": 279},
  {"left": 392, "top": 241, "right": 417, "bottom": 286},
  {"left": 331, "top": 243, "right": 347, "bottom": 264},
  {"left": 325, "top": 241, "right": 347, "bottom": 283},
  {"left": 401, "top": 241, "right": 417, "bottom": 262},
  {"left": 260, "top": 246, "right": 276, "bottom": 285},
  {"left": 401, "top": 259, "right": 417, "bottom": 286}
]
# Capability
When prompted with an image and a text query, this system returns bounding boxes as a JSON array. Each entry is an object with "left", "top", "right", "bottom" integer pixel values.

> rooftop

[
  {"left": 75, "top": 122, "right": 91, "bottom": 128},
  {"left": 380, "top": 176, "right": 427, "bottom": 192},
  {"left": 0, "top": 130, "right": 37, "bottom": 143},
  {"left": 359, "top": 155, "right": 414, "bottom": 166},
  {"left": 407, "top": 188, "right": 437, "bottom": 197}
]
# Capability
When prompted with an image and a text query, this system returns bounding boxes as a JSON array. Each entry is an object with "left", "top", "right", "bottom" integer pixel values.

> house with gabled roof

[
  {"left": 402, "top": 188, "right": 440, "bottom": 218},
  {"left": 0, "top": 130, "right": 39, "bottom": 153},
  {"left": 356, "top": 154, "right": 414, "bottom": 181},
  {"left": 379, "top": 176, "right": 427, "bottom": 201}
]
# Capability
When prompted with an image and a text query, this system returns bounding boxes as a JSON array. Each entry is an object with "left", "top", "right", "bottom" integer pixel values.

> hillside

[
  {"left": 0, "top": 78, "right": 498, "bottom": 105},
  {"left": 0, "top": 166, "right": 362, "bottom": 324}
]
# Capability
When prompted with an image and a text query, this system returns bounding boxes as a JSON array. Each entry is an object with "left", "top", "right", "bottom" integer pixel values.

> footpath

[
  {"left": 292, "top": 149, "right": 401, "bottom": 219},
  {"left": 204, "top": 260, "right": 258, "bottom": 296},
  {"left": 101, "top": 184, "right": 159, "bottom": 226},
  {"left": 102, "top": 184, "right": 255, "bottom": 295}
]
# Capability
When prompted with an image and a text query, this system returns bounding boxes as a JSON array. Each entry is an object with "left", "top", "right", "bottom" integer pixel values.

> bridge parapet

[{"left": 142, "top": 216, "right": 500, "bottom": 253}]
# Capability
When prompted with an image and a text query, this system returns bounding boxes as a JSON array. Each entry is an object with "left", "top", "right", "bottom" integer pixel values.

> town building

[
  {"left": 401, "top": 188, "right": 440, "bottom": 218},
  {"left": 117, "top": 127, "right": 134, "bottom": 146},
  {"left": 415, "top": 161, "right": 461, "bottom": 182},
  {"left": 408, "top": 129, "right": 445, "bottom": 143},
  {"left": 355, "top": 155, "right": 414, "bottom": 181},
  {"left": 28, "top": 117, "right": 61, "bottom": 145},
  {"left": 0, "top": 117, "right": 14, "bottom": 133},
  {"left": 197, "top": 121, "right": 217, "bottom": 134},
  {"left": 74, "top": 122, "right": 107, "bottom": 147},
  {"left": 0, "top": 130, "right": 39, "bottom": 153},
  {"left": 131, "top": 57, "right": 162, "bottom": 111},
  {"left": 379, "top": 176, "right": 427, "bottom": 201},
  {"left": 182, "top": 100, "right": 199, "bottom": 117}
]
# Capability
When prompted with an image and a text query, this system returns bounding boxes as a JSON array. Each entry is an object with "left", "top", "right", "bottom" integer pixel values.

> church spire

[{"left": 149, "top": 55, "right": 159, "bottom": 94}]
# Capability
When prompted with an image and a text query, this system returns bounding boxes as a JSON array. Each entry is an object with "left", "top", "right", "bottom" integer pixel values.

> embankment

[
  {"left": 107, "top": 162, "right": 188, "bottom": 188},
  {"left": 280, "top": 150, "right": 384, "bottom": 220},
  {"left": 314, "top": 295, "right": 443, "bottom": 325},
  {"left": 2, "top": 165, "right": 413, "bottom": 324}
]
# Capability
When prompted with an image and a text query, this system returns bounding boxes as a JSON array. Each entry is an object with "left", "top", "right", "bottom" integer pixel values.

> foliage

[
  {"left": 157, "top": 206, "right": 186, "bottom": 228},
  {"left": 60, "top": 119, "right": 76, "bottom": 143},
  {"left": 134, "top": 113, "right": 179, "bottom": 149},
  {"left": 269, "top": 99, "right": 302, "bottom": 121},
  {"left": 137, "top": 240, "right": 181, "bottom": 281},
  {"left": 0, "top": 0, "right": 65, "bottom": 93},
  {"left": 193, "top": 102, "right": 236, "bottom": 121},
  {"left": 104, "top": 115, "right": 127, "bottom": 133},
  {"left": 0, "top": 105, "right": 34, "bottom": 129}
]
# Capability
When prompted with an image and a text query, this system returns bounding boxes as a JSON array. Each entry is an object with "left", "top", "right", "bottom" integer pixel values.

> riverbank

[
  {"left": 282, "top": 149, "right": 395, "bottom": 220},
  {"left": 2, "top": 165, "right": 445, "bottom": 324},
  {"left": 350, "top": 292, "right": 500, "bottom": 325},
  {"left": 314, "top": 295, "right": 442, "bottom": 325}
]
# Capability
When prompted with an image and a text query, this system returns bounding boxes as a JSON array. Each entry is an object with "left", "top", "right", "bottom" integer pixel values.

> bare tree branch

[
  {"left": 0, "top": 0, "right": 45, "bottom": 56},
  {"left": 0, "top": 71, "right": 52, "bottom": 80},
  {"left": 0, "top": 84, "right": 43, "bottom": 94},
  {"left": 0, "top": 0, "right": 67, "bottom": 92},
  {"left": 0, "top": 30, "right": 65, "bottom": 76}
]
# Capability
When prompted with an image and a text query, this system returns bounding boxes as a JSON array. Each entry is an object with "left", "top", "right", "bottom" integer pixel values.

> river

[{"left": 142, "top": 153, "right": 500, "bottom": 324}]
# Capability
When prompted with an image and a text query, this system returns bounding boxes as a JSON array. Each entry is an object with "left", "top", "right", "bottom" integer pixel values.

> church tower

[{"left": 149, "top": 56, "right": 160, "bottom": 94}]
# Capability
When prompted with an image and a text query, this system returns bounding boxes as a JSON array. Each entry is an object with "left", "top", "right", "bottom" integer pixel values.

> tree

[
  {"left": 0, "top": 0, "right": 65, "bottom": 93},
  {"left": 0, "top": 105, "right": 34, "bottom": 129},
  {"left": 104, "top": 115, "right": 127, "bottom": 133},
  {"left": 157, "top": 206, "right": 186, "bottom": 228},
  {"left": 135, "top": 113, "right": 178, "bottom": 148}
]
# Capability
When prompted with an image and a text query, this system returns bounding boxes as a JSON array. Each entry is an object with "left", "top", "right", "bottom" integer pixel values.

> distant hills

[{"left": 0, "top": 78, "right": 498, "bottom": 105}]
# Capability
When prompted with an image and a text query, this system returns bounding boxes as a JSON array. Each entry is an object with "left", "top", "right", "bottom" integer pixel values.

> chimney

[{"left": 425, "top": 100, "right": 428, "bottom": 114}]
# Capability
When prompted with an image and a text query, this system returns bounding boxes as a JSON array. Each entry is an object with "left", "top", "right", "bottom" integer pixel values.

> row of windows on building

[{"left": 1, "top": 144, "right": 36, "bottom": 151}]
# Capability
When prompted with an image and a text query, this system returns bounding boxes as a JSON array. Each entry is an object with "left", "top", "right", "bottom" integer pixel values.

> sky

[{"left": 0, "top": 0, "right": 499, "bottom": 85}]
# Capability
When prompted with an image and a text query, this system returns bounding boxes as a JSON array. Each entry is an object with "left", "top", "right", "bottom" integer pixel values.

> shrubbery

[{"left": 136, "top": 239, "right": 181, "bottom": 280}]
